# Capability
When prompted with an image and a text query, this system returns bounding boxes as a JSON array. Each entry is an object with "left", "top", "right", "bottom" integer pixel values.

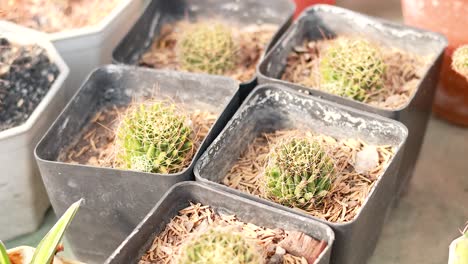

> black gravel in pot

[{"left": 0, "top": 38, "right": 59, "bottom": 132}]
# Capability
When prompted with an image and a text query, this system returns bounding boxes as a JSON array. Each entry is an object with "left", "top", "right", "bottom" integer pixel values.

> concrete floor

[{"left": 370, "top": 117, "right": 468, "bottom": 264}]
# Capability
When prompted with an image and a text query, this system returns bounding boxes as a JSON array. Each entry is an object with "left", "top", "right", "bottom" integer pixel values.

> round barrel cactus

[
  {"left": 178, "top": 22, "right": 237, "bottom": 75},
  {"left": 115, "top": 102, "right": 193, "bottom": 174},
  {"left": 319, "top": 38, "right": 386, "bottom": 101},
  {"left": 178, "top": 228, "right": 262, "bottom": 264},
  {"left": 452, "top": 45, "right": 468, "bottom": 79},
  {"left": 264, "top": 137, "right": 335, "bottom": 209}
]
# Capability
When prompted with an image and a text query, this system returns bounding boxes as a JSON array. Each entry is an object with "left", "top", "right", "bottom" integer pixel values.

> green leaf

[
  {"left": 0, "top": 240, "right": 11, "bottom": 264},
  {"left": 30, "top": 199, "right": 82, "bottom": 264}
]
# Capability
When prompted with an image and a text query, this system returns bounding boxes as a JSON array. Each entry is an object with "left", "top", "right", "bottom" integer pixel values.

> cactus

[
  {"left": 264, "top": 137, "right": 335, "bottom": 209},
  {"left": 178, "top": 22, "right": 237, "bottom": 75},
  {"left": 319, "top": 38, "right": 386, "bottom": 101},
  {"left": 115, "top": 101, "right": 193, "bottom": 174},
  {"left": 178, "top": 227, "right": 262, "bottom": 264},
  {"left": 449, "top": 223, "right": 468, "bottom": 264},
  {"left": 452, "top": 45, "right": 468, "bottom": 79}
]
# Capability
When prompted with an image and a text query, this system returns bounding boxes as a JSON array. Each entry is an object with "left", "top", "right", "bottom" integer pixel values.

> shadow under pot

[
  {"left": 112, "top": 0, "right": 295, "bottom": 100},
  {"left": 194, "top": 84, "right": 408, "bottom": 264},
  {"left": 34, "top": 65, "right": 239, "bottom": 263},
  {"left": 257, "top": 4, "right": 447, "bottom": 198},
  {"left": 105, "top": 182, "right": 335, "bottom": 264}
]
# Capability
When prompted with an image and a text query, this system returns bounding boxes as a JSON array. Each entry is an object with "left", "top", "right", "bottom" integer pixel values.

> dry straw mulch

[
  {"left": 1, "top": 0, "right": 121, "bottom": 33},
  {"left": 59, "top": 103, "right": 216, "bottom": 171},
  {"left": 281, "top": 38, "right": 429, "bottom": 110},
  {"left": 140, "top": 203, "right": 325, "bottom": 264},
  {"left": 223, "top": 130, "right": 395, "bottom": 223},
  {"left": 139, "top": 20, "right": 277, "bottom": 82}
]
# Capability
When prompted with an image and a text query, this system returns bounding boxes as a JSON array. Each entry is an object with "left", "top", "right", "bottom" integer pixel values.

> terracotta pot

[
  {"left": 402, "top": 0, "right": 468, "bottom": 126},
  {"left": 293, "top": 0, "right": 335, "bottom": 18}
]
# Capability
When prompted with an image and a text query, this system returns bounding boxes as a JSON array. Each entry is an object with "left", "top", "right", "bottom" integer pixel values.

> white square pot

[
  {"left": 46, "top": 0, "right": 150, "bottom": 99},
  {"left": 0, "top": 22, "right": 69, "bottom": 240}
]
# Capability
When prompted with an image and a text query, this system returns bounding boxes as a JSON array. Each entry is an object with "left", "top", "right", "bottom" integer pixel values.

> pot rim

[
  {"left": 257, "top": 4, "right": 448, "bottom": 113},
  {"left": 106, "top": 181, "right": 335, "bottom": 264},
  {"left": 34, "top": 65, "right": 239, "bottom": 178},
  {"left": 195, "top": 83, "right": 409, "bottom": 227},
  {"left": 0, "top": 22, "right": 70, "bottom": 140}
]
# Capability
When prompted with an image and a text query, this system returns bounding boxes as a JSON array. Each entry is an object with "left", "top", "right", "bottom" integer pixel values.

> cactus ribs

[
  {"left": 59, "top": 102, "right": 216, "bottom": 174},
  {"left": 281, "top": 37, "right": 429, "bottom": 110},
  {"left": 139, "top": 20, "right": 278, "bottom": 82},
  {"left": 223, "top": 130, "right": 395, "bottom": 223}
]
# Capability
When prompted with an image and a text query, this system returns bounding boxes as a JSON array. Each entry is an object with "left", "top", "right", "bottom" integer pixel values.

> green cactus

[
  {"left": 319, "top": 38, "right": 386, "bottom": 101},
  {"left": 178, "top": 22, "right": 237, "bottom": 75},
  {"left": 452, "top": 45, "right": 468, "bottom": 79},
  {"left": 264, "top": 137, "right": 335, "bottom": 209},
  {"left": 178, "top": 228, "right": 262, "bottom": 264},
  {"left": 115, "top": 101, "right": 193, "bottom": 174}
]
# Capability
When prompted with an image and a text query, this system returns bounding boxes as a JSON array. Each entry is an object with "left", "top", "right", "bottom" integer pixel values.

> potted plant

[
  {"left": 105, "top": 182, "right": 335, "bottom": 264},
  {"left": 112, "top": 0, "right": 295, "bottom": 100},
  {"left": 34, "top": 65, "right": 239, "bottom": 263},
  {"left": 0, "top": 200, "right": 82, "bottom": 264},
  {"left": 194, "top": 84, "right": 408, "bottom": 264},
  {"left": 0, "top": 0, "right": 150, "bottom": 99},
  {"left": 257, "top": 4, "right": 447, "bottom": 198},
  {"left": 0, "top": 22, "right": 69, "bottom": 240},
  {"left": 402, "top": 0, "right": 468, "bottom": 126}
]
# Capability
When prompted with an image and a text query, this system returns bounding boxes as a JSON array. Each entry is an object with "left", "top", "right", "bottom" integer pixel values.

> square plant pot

[
  {"left": 34, "top": 65, "right": 239, "bottom": 262},
  {"left": 257, "top": 5, "right": 447, "bottom": 198},
  {"left": 112, "top": 0, "right": 295, "bottom": 100},
  {"left": 0, "top": 22, "right": 69, "bottom": 240},
  {"left": 194, "top": 84, "right": 408, "bottom": 264},
  {"left": 45, "top": 0, "right": 150, "bottom": 99},
  {"left": 105, "top": 182, "right": 335, "bottom": 264}
]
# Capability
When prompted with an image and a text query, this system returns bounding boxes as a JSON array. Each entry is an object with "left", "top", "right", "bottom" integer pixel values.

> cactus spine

[
  {"left": 178, "top": 227, "right": 262, "bottom": 264},
  {"left": 178, "top": 22, "right": 237, "bottom": 75},
  {"left": 115, "top": 101, "right": 193, "bottom": 174},
  {"left": 264, "top": 137, "right": 335, "bottom": 209},
  {"left": 319, "top": 38, "right": 386, "bottom": 101}
]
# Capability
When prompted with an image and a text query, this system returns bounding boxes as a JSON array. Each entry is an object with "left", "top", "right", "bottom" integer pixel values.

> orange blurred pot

[
  {"left": 402, "top": 0, "right": 468, "bottom": 126},
  {"left": 294, "top": 0, "right": 335, "bottom": 18}
]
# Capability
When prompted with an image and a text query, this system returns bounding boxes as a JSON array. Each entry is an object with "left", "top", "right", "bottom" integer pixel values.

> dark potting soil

[{"left": 0, "top": 38, "right": 59, "bottom": 132}]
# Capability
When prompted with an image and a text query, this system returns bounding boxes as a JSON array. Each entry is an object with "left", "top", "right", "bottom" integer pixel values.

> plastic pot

[
  {"left": 46, "top": 0, "right": 150, "bottom": 99},
  {"left": 0, "top": 22, "right": 69, "bottom": 240},
  {"left": 194, "top": 84, "right": 408, "bottom": 264},
  {"left": 112, "top": 0, "right": 295, "bottom": 101},
  {"left": 105, "top": 182, "right": 335, "bottom": 264},
  {"left": 257, "top": 4, "right": 447, "bottom": 198},
  {"left": 34, "top": 65, "right": 239, "bottom": 263}
]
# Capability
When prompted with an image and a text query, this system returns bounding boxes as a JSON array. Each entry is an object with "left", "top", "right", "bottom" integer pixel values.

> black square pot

[
  {"left": 194, "top": 84, "right": 408, "bottom": 264},
  {"left": 105, "top": 182, "right": 335, "bottom": 264},
  {"left": 34, "top": 65, "right": 239, "bottom": 263},
  {"left": 112, "top": 0, "right": 295, "bottom": 101},
  {"left": 257, "top": 5, "right": 447, "bottom": 198}
]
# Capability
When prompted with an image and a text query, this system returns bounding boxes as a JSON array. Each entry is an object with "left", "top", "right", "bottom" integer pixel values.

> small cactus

[
  {"left": 115, "top": 101, "right": 193, "bottom": 174},
  {"left": 452, "top": 45, "right": 468, "bottom": 79},
  {"left": 178, "top": 228, "right": 262, "bottom": 264},
  {"left": 319, "top": 38, "right": 386, "bottom": 101},
  {"left": 264, "top": 137, "right": 335, "bottom": 209},
  {"left": 178, "top": 22, "right": 237, "bottom": 75}
]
